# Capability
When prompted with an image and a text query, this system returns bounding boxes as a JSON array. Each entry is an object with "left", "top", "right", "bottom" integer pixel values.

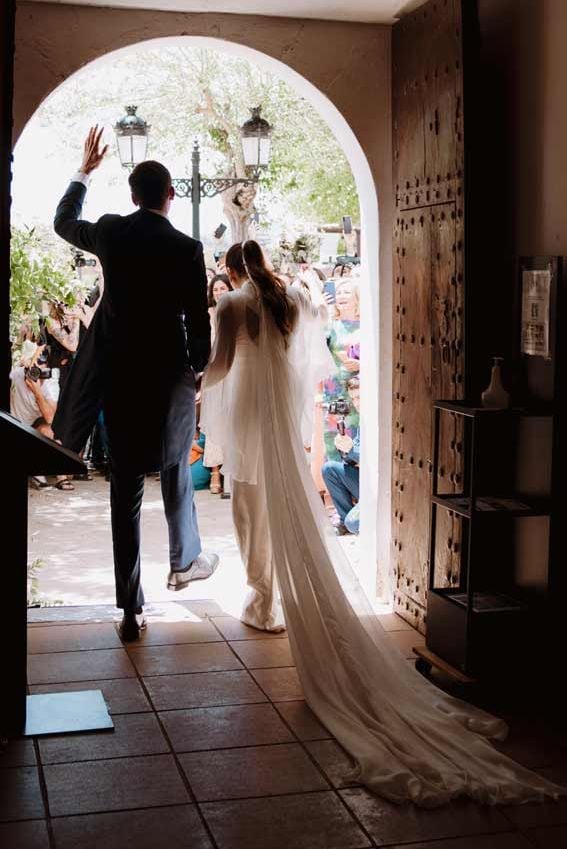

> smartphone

[
  {"left": 214, "top": 223, "right": 227, "bottom": 239},
  {"left": 323, "top": 279, "right": 336, "bottom": 303},
  {"left": 342, "top": 215, "right": 353, "bottom": 235}
]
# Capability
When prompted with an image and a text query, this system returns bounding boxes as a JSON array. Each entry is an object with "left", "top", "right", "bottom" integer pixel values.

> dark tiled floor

[
  {"left": 273, "top": 699, "right": 331, "bottom": 741},
  {"left": 28, "top": 623, "right": 122, "bottom": 654},
  {"left": 127, "top": 642, "right": 243, "bottom": 677},
  {"left": 228, "top": 638, "right": 294, "bottom": 668},
  {"left": 339, "top": 787, "right": 511, "bottom": 844},
  {"left": 250, "top": 665, "right": 303, "bottom": 701},
  {"left": 1, "top": 609, "right": 565, "bottom": 849},
  {"left": 143, "top": 669, "right": 267, "bottom": 710},
  {"left": 201, "top": 791, "right": 371, "bottom": 849},
  {"left": 160, "top": 703, "right": 294, "bottom": 752},
  {"left": 51, "top": 806, "right": 213, "bottom": 849},
  {"left": 43, "top": 754, "right": 189, "bottom": 816},
  {"left": 0, "top": 819, "right": 50, "bottom": 849},
  {"left": 30, "top": 677, "right": 151, "bottom": 714},
  {"left": 28, "top": 647, "right": 136, "bottom": 685}
]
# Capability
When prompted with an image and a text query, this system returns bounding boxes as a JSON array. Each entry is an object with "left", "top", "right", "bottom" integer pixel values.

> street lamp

[
  {"left": 240, "top": 106, "right": 273, "bottom": 173},
  {"left": 114, "top": 104, "right": 273, "bottom": 241},
  {"left": 114, "top": 106, "right": 150, "bottom": 170}
]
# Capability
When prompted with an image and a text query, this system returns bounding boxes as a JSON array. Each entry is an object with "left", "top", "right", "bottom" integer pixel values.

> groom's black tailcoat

[{"left": 52, "top": 180, "right": 211, "bottom": 471}]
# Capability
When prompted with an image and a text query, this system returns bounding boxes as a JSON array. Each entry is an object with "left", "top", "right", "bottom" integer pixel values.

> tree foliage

[
  {"left": 37, "top": 45, "right": 360, "bottom": 236},
  {"left": 10, "top": 226, "right": 78, "bottom": 345}
]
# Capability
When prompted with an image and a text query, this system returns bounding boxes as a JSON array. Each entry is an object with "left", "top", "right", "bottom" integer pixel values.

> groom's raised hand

[{"left": 80, "top": 126, "right": 108, "bottom": 175}]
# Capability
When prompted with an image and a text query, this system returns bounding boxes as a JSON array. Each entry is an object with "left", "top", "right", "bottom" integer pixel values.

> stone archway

[{"left": 13, "top": 9, "right": 392, "bottom": 600}]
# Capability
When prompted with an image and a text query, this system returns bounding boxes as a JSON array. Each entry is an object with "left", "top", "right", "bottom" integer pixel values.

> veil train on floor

[{"left": 204, "top": 285, "right": 564, "bottom": 807}]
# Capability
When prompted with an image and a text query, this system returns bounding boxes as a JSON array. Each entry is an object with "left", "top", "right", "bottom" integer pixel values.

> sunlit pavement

[{"left": 28, "top": 473, "right": 360, "bottom": 618}]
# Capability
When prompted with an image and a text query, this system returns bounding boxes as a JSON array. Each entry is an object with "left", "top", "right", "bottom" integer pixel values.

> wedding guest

[
  {"left": 207, "top": 273, "right": 233, "bottom": 338},
  {"left": 205, "top": 273, "right": 233, "bottom": 495},
  {"left": 190, "top": 428, "right": 211, "bottom": 490},
  {"left": 332, "top": 261, "right": 354, "bottom": 278},
  {"left": 44, "top": 301, "right": 81, "bottom": 393},
  {"left": 206, "top": 267, "right": 218, "bottom": 284},
  {"left": 322, "top": 277, "right": 360, "bottom": 462},
  {"left": 10, "top": 342, "right": 73, "bottom": 490},
  {"left": 322, "top": 376, "right": 360, "bottom": 535}
]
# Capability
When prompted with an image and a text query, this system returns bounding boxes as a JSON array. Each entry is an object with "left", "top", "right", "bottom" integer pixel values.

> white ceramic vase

[{"left": 481, "top": 357, "right": 510, "bottom": 408}]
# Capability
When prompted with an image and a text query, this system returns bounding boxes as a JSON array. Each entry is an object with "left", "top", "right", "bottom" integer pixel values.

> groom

[{"left": 52, "top": 127, "right": 218, "bottom": 641}]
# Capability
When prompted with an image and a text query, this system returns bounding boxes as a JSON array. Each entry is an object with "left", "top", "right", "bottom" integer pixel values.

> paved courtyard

[{"left": 28, "top": 473, "right": 360, "bottom": 617}]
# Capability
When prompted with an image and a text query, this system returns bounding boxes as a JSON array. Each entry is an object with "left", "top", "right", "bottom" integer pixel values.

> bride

[{"left": 201, "top": 239, "right": 563, "bottom": 807}]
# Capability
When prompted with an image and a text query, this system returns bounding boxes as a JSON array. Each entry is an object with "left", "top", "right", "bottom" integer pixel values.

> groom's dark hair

[{"left": 129, "top": 161, "right": 172, "bottom": 209}]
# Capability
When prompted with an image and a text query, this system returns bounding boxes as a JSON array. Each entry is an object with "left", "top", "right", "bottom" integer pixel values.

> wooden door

[
  {"left": 392, "top": 0, "right": 466, "bottom": 631},
  {"left": 1, "top": 0, "right": 16, "bottom": 410}
]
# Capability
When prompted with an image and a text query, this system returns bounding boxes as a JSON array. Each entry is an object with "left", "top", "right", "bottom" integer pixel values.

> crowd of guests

[{"left": 10, "top": 241, "right": 362, "bottom": 536}]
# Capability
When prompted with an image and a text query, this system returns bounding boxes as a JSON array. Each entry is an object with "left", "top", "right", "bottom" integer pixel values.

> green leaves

[
  {"left": 36, "top": 45, "right": 360, "bottom": 233},
  {"left": 10, "top": 226, "right": 78, "bottom": 351}
]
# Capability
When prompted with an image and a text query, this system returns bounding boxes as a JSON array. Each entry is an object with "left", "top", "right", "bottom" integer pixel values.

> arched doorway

[{"left": 13, "top": 34, "right": 389, "bottom": 603}]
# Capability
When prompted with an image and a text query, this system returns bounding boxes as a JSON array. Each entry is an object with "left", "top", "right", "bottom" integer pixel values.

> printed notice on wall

[{"left": 521, "top": 269, "right": 551, "bottom": 358}]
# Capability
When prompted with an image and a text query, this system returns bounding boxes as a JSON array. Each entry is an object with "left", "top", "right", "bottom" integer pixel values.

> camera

[
  {"left": 24, "top": 348, "right": 52, "bottom": 382},
  {"left": 24, "top": 365, "right": 52, "bottom": 383},
  {"left": 85, "top": 281, "right": 101, "bottom": 308},
  {"left": 326, "top": 396, "right": 350, "bottom": 415}
]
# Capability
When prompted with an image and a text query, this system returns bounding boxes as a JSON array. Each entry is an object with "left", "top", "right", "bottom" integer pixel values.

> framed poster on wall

[
  {"left": 519, "top": 256, "right": 561, "bottom": 364},
  {"left": 521, "top": 267, "right": 551, "bottom": 358}
]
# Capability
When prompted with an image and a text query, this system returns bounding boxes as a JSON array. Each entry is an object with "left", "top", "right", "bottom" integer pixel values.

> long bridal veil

[{"left": 203, "top": 286, "right": 564, "bottom": 807}]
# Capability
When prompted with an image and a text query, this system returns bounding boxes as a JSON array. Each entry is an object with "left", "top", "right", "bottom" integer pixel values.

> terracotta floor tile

[
  {"left": 500, "top": 767, "right": 567, "bottom": 830},
  {"left": 229, "top": 639, "right": 294, "bottom": 669},
  {"left": 527, "top": 824, "right": 567, "bottom": 848},
  {"left": 178, "top": 600, "right": 227, "bottom": 618},
  {"left": 44, "top": 754, "right": 189, "bottom": 817},
  {"left": 376, "top": 613, "right": 416, "bottom": 632},
  {"left": 387, "top": 629, "right": 426, "bottom": 658},
  {"left": 274, "top": 700, "right": 331, "bottom": 741},
  {"left": 28, "top": 649, "right": 135, "bottom": 685},
  {"left": 211, "top": 617, "right": 287, "bottom": 641},
  {"left": 179, "top": 743, "right": 329, "bottom": 801},
  {"left": 0, "top": 738, "right": 36, "bottom": 767},
  {"left": 0, "top": 766, "right": 45, "bottom": 822},
  {"left": 251, "top": 667, "right": 303, "bottom": 701},
  {"left": 131, "top": 620, "right": 223, "bottom": 647},
  {"left": 30, "top": 678, "right": 151, "bottom": 714},
  {"left": 494, "top": 718, "right": 567, "bottom": 770},
  {"left": 201, "top": 791, "right": 371, "bottom": 849},
  {"left": 160, "top": 703, "right": 294, "bottom": 752},
  {"left": 38, "top": 713, "right": 168, "bottom": 764},
  {"left": 339, "top": 787, "right": 510, "bottom": 844},
  {"left": 144, "top": 670, "right": 268, "bottom": 711},
  {"left": 388, "top": 835, "right": 533, "bottom": 849},
  {"left": 128, "top": 643, "right": 242, "bottom": 677},
  {"left": 0, "top": 820, "right": 50, "bottom": 848},
  {"left": 501, "top": 798, "right": 567, "bottom": 830},
  {"left": 51, "top": 805, "right": 213, "bottom": 849},
  {"left": 28, "top": 624, "right": 122, "bottom": 654},
  {"left": 305, "top": 740, "right": 359, "bottom": 788}
]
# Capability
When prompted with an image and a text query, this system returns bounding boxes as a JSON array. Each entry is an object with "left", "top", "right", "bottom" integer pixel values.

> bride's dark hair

[
  {"left": 233, "top": 240, "right": 297, "bottom": 342},
  {"left": 224, "top": 242, "right": 247, "bottom": 280}
]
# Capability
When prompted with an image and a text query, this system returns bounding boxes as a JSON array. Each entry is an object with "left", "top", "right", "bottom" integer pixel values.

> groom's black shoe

[{"left": 118, "top": 609, "right": 146, "bottom": 642}]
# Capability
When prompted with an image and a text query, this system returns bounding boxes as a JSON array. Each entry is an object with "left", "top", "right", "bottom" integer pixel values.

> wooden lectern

[{"left": 1, "top": 410, "right": 113, "bottom": 738}]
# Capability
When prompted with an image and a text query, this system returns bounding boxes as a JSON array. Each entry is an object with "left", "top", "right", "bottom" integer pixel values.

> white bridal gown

[{"left": 201, "top": 281, "right": 564, "bottom": 808}]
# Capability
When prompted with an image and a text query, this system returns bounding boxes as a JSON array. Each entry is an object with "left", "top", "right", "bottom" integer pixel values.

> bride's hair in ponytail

[
  {"left": 224, "top": 242, "right": 247, "bottom": 280},
  {"left": 240, "top": 240, "right": 297, "bottom": 343}
]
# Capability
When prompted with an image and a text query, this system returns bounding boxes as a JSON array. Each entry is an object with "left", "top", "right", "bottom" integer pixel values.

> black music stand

[{"left": 1, "top": 410, "right": 113, "bottom": 737}]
